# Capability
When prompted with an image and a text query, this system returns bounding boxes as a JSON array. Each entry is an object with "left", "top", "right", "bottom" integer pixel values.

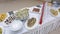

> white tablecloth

[{"left": 0, "top": 2, "right": 60, "bottom": 34}]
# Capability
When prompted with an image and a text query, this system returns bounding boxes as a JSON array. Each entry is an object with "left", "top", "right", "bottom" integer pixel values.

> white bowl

[{"left": 9, "top": 20, "right": 23, "bottom": 31}]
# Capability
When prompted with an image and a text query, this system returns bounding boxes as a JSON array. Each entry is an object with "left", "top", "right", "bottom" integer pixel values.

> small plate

[
  {"left": 49, "top": 7, "right": 60, "bottom": 17},
  {"left": 29, "top": 6, "right": 42, "bottom": 14},
  {"left": 25, "top": 12, "right": 40, "bottom": 30}
]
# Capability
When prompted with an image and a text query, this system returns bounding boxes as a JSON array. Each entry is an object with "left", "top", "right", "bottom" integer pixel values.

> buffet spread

[{"left": 0, "top": 2, "right": 60, "bottom": 34}]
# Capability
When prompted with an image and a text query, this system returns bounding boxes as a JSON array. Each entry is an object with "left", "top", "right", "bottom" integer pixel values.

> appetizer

[
  {"left": 4, "top": 15, "right": 15, "bottom": 25},
  {"left": 50, "top": 9, "right": 58, "bottom": 16},
  {"left": 58, "top": 8, "right": 60, "bottom": 12},
  {"left": 27, "top": 18, "right": 36, "bottom": 27},
  {"left": 15, "top": 8, "right": 29, "bottom": 20},
  {"left": 25, "top": 17, "right": 39, "bottom": 30},
  {"left": 0, "top": 13, "right": 7, "bottom": 22},
  {"left": 33, "top": 8, "right": 40, "bottom": 13},
  {"left": 47, "top": 3, "right": 52, "bottom": 6},
  {"left": 0, "top": 28, "right": 2, "bottom": 34}
]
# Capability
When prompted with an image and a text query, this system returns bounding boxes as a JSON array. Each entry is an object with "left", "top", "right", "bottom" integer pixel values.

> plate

[
  {"left": 8, "top": 20, "right": 23, "bottom": 31},
  {"left": 25, "top": 12, "right": 40, "bottom": 30},
  {"left": 15, "top": 7, "right": 29, "bottom": 20},
  {"left": 29, "top": 6, "right": 42, "bottom": 14},
  {"left": 49, "top": 7, "right": 60, "bottom": 17}
]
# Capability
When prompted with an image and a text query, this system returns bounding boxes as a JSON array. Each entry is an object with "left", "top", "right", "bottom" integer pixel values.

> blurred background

[
  {"left": 0, "top": 0, "right": 60, "bottom": 34},
  {"left": 0, "top": 0, "right": 40, "bottom": 13}
]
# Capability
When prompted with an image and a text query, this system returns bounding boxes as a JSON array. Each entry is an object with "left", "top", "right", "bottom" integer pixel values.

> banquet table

[{"left": 0, "top": 2, "right": 60, "bottom": 34}]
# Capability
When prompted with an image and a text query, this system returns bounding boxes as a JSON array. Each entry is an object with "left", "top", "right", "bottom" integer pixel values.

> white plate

[
  {"left": 2, "top": 7, "right": 29, "bottom": 26},
  {"left": 49, "top": 7, "right": 60, "bottom": 18},
  {"left": 8, "top": 20, "right": 23, "bottom": 31},
  {"left": 25, "top": 12, "right": 40, "bottom": 30},
  {"left": 29, "top": 6, "right": 42, "bottom": 14}
]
